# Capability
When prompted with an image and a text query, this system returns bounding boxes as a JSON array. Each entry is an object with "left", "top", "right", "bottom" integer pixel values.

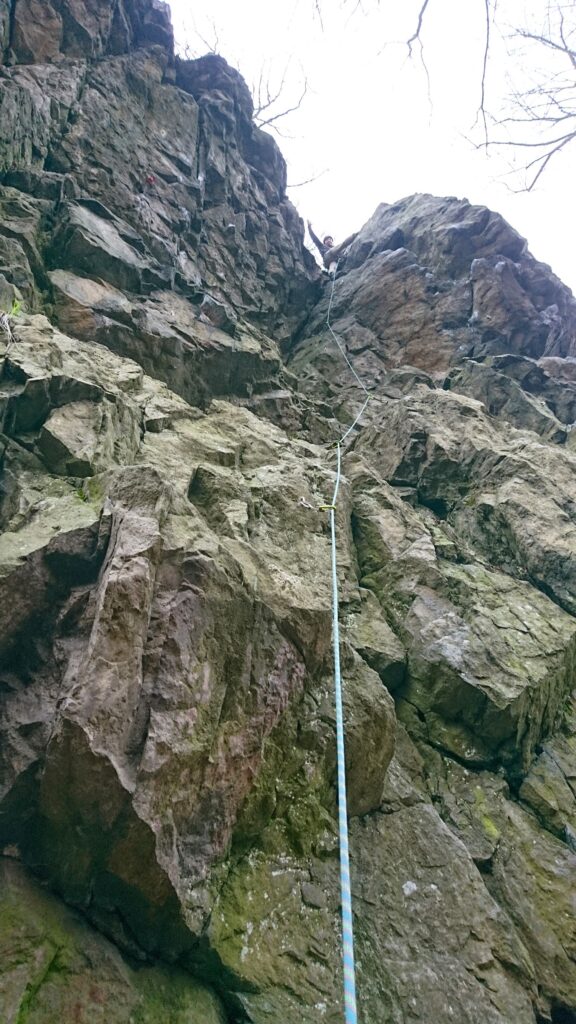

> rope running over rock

[{"left": 324, "top": 262, "right": 370, "bottom": 1024}]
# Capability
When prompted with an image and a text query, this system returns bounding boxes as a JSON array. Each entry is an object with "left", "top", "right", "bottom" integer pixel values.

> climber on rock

[
  {"left": 307, "top": 220, "right": 358, "bottom": 274},
  {"left": 307, "top": 222, "right": 334, "bottom": 262}
]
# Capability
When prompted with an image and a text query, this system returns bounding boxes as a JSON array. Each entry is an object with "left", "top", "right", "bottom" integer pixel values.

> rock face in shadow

[
  {"left": 1, "top": 4, "right": 576, "bottom": 1024},
  {"left": 0, "top": 858, "right": 227, "bottom": 1022}
]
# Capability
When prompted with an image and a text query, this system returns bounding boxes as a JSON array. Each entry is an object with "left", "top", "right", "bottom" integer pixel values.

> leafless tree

[
  {"left": 287, "top": 167, "right": 329, "bottom": 188},
  {"left": 405, "top": 0, "right": 576, "bottom": 189},
  {"left": 251, "top": 62, "right": 309, "bottom": 136},
  {"left": 488, "top": 4, "right": 576, "bottom": 188},
  {"left": 312, "top": 0, "right": 380, "bottom": 29},
  {"left": 187, "top": 17, "right": 221, "bottom": 56}
]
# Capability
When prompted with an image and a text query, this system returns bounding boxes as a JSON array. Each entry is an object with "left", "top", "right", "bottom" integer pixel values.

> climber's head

[{"left": 323, "top": 235, "right": 334, "bottom": 247}]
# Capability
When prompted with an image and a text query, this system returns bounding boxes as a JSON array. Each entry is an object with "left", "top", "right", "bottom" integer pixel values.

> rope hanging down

[{"left": 324, "top": 263, "right": 370, "bottom": 1024}]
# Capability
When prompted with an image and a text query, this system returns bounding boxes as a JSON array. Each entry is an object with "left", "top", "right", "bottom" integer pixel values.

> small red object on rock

[{"left": 145, "top": 174, "right": 156, "bottom": 186}]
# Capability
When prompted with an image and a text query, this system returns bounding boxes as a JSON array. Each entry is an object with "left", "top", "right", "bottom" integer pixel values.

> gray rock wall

[{"left": 1, "top": 3, "right": 576, "bottom": 1024}]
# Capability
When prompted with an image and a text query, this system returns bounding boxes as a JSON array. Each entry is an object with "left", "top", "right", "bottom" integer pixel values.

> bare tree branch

[
  {"left": 483, "top": 130, "right": 576, "bottom": 148},
  {"left": 287, "top": 168, "right": 329, "bottom": 188},
  {"left": 315, "top": 0, "right": 380, "bottom": 22},
  {"left": 256, "top": 79, "right": 309, "bottom": 128},
  {"left": 193, "top": 17, "right": 221, "bottom": 55},
  {"left": 476, "top": 0, "right": 492, "bottom": 144},
  {"left": 250, "top": 61, "right": 310, "bottom": 137},
  {"left": 314, "top": 0, "right": 324, "bottom": 31},
  {"left": 406, "top": 0, "right": 432, "bottom": 57},
  {"left": 253, "top": 65, "right": 289, "bottom": 119},
  {"left": 403, "top": 0, "right": 575, "bottom": 189},
  {"left": 496, "top": 4, "right": 576, "bottom": 187},
  {"left": 515, "top": 28, "right": 576, "bottom": 66},
  {"left": 404, "top": 0, "right": 434, "bottom": 110}
]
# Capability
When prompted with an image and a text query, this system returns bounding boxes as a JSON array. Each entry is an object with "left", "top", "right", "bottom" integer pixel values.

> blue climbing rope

[{"left": 324, "top": 263, "right": 370, "bottom": 1024}]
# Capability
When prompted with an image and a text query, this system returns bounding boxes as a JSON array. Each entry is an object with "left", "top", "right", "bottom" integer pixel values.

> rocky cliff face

[{"left": 1, "top": 3, "right": 576, "bottom": 1023}]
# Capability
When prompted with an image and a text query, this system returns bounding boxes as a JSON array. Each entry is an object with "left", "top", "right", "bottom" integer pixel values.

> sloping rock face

[
  {"left": 1, "top": 4, "right": 576, "bottom": 1024},
  {"left": 293, "top": 195, "right": 576, "bottom": 440}
]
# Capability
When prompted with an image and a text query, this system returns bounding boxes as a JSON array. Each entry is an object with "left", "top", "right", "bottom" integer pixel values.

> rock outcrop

[{"left": 1, "top": 3, "right": 576, "bottom": 1023}]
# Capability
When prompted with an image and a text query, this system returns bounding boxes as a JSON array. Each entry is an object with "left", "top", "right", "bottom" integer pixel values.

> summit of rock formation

[{"left": 1, "top": 2, "right": 576, "bottom": 1023}]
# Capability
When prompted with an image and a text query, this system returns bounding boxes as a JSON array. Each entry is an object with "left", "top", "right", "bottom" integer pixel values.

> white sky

[{"left": 168, "top": 0, "right": 576, "bottom": 294}]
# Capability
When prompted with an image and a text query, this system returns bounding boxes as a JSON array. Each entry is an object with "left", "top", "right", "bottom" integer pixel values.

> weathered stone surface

[
  {"left": 346, "top": 194, "right": 528, "bottom": 276},
  {"left": 349, "top": 456, "right": 576, "bottom": 775},
  {"left": 487, "top": 801, "right": 576, "bottom": 1017},
  {"left": 0, "top": 317, "right": 396, "bottom": 1019},
  {"left": 425, "top": 750, "right": 576, "bottom": 1018},
  {"left": 445, "top": 359, "right": 568, "bottom": 440},
  {"left": 519, "top": 696, "right": 576, "bottom": 843},
  {"left": 37, "top": 398, "right": 140, "bottom": 476},
  {"left": 291, "top": 194, "right": 576, "bottom": 439},
  {"left": 356, "top": 387, "right": 576, "bottom": 614},
  {"left": 49, "top": 272, "right": 282, "bottom": 408},
  {"left": 51, "top": 202, "right": 170, "bottom": 294},
  {"left": 539, "top": 354, "right": 576, "bottom": 383},
  {"left": 2, "top": 2, "right": 576, "bottom": 1020},
  {"left": 492, "top": 351, "right": 576, "bottom": 423},
  {"left": 42, "top": 47, "right": 317, "bottom": 340},
  {"left": 0, "top": 62, "right": 86, "bottom": 173},
  {"left": 1, "top": 43, "right": 318, "bottom": 345},
  {"left": 0, "top": 0, "right": 10, "bottom": 55},
  {"left": 11, "top": 0, "right": 64, "bottom": 64},
  {"left": 0, "top": 860, "right": 226, "bottom": 1024},
  {"left": 0, "top": 187, "right": 52, "bottom": 308},
  {"left": 469, "top": 253, "right": 575, "bottom": 358},
  {"left": 346, "top": 588, "right": 406, "bottom": 690},
  {"left": 351, "top": 805, "right": 537, "bottom": 1024},
  {"left": 9, "top": 0, "right": 173, "bottom": 64}
]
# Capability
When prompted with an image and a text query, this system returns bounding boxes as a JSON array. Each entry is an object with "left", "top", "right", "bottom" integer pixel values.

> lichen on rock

[{"left": 1, "top": 2, "right": 576, "bottom": 1022}]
